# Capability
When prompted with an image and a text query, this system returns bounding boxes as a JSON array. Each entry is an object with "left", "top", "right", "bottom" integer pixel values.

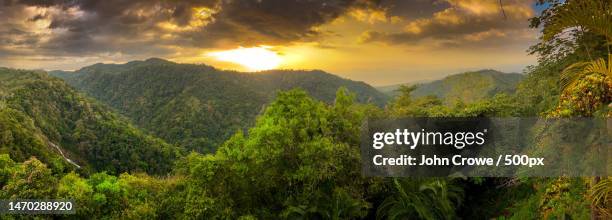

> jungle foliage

[{"left": 1, "top": 0, "right": 611, "bottom": 219}]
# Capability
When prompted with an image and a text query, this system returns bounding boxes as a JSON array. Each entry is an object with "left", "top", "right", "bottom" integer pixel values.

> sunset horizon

[{"left": 1, "top": 0, "right": 541, "bottom": 86}]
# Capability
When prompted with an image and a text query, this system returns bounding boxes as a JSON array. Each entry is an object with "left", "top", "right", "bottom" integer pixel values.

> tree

[
  {"left": 57, "top": 172, "right": 95, "bottom": 217},
  {"left": 0, "top": 154, "right": 15, "bottom": 187},
  {"left": 541, "top": 0, "right": 611, "bottom": 101},
  {"left": 537, "top": 1, "right": 612, "bottom": 218},
  {"left": 1, "top": 157, "right": 57, "bottom": 199},
  {"left": 168, "top": 89, "right": 377, "bottom": 218},
  {"left": 376, "top": 178, "right": 463, "bottom": 220}
]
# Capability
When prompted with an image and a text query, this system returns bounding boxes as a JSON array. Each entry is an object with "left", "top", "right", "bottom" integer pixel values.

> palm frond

[
  {"left": 590, "top": 177, "right": 612, "bottom": 217},
  {"left": 560, "top": 54, "right": 612, "bottom": 91},
  {"left": 543, "top": 0, "right": 612, "bottom": 41},
  {"left": 560, "top": 61, "right": 593, "bottom": 90}
]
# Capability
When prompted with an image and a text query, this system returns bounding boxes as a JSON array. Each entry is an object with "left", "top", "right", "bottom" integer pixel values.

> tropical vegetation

[{"left": 0, "top": 0, "right": 610, "bottom": 219}]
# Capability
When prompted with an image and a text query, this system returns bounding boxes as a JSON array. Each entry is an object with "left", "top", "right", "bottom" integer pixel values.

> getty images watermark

[{"left": 361, "top": 117, "right": 609, "bottom": 177}]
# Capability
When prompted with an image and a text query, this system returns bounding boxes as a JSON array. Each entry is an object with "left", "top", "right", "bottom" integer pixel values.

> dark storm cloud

[
  {"left": 0, "top": 0, "right": 536, "bottom": 60},
  {"left": 194, "top": 0, "right": 357, "bottom": 46},
  {"left": 0, "top": 0, "right": 378, "bottom": 57}
]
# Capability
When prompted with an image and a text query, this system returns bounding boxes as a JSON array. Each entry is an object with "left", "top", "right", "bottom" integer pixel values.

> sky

[{"left": 0, "top": 0, "right": 543, "bottom": 86}]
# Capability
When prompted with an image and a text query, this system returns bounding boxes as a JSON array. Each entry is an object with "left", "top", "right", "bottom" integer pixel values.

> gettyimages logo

[{"left": 372, "top": 128, "right": 488, "bottom": 150}]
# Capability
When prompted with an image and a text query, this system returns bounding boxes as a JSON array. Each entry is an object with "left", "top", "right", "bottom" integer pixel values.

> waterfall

[{"left": 48, "top": 142, "right": 81, "bottom": 169}]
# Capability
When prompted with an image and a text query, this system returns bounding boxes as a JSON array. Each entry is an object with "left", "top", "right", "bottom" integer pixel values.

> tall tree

[{"left": 535, "top": 0, "right": 612, "bottom": 218}]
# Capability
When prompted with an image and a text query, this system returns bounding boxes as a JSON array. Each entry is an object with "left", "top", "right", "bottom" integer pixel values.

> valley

[
  {"left": 0, "top": 68, "right": 180, "bottom": 174},
  {"left": 51, "top": 58, "right": 388, "bottom": 153}
]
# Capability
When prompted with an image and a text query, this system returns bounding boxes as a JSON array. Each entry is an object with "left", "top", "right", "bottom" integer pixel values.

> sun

[{"left": 208, "top": 46, "right": 282, "bottom": 71}]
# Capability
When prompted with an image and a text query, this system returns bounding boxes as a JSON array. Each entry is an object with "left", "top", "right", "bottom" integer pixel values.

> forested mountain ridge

[
  {"left": 379, "top": 70, "right": 524, "bottom": 103},
  {"left": 51, "top": 58, "right": 388, "bottom": 153},
  {"left": 0, "top": 68, "right": 180, "bottom": 174}
]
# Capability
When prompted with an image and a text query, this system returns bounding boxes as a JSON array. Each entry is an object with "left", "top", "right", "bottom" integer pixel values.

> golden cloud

[
  {"left": 349, "top": 7, "right": 402, "bottom": 24},
  {"left": 360, "top": 0, "right": 535, "bottom": 46}
]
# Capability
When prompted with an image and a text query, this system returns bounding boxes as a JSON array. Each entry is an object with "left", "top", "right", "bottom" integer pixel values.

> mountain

[
  {"left": 376, "top": 79, "right": 433, "bottom": 96},
  {"left": 51, "top": 58, "right": 388, "bottom": 153},
  {"left": 0, "top": 68, "right": 180, "bottom": 174},
  {"left": 379, "top": 70, "right": 524, "bottom": 103}
]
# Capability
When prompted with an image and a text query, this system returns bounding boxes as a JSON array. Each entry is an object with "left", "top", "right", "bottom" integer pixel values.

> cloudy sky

[{"left": 0, "top": 0, "right": 540, "bottom": 85}]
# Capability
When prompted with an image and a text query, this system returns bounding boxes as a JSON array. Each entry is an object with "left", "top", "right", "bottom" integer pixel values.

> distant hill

[
  {"left": 51, "top": 58, "right": 388, "bottom": 153},
  {"left": 0, "top": 68, "right": 180, "bottom": 174},
  {"left": 376, "top": 79, "right": 433, "bottom": 96},
  {"left": 378, "top": 70, "right": 523, "bottom": 103}
]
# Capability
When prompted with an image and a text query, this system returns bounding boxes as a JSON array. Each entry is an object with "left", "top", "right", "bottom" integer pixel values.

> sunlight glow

[{"left": 208, "top": 46, "right": 282, "bottom": 71}]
